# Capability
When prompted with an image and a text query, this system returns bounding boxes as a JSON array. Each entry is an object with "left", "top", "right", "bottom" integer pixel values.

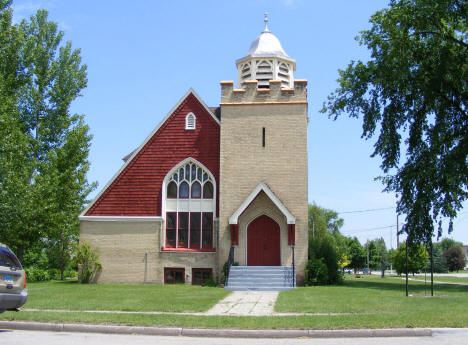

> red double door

[{"left": 247, "top": 215, "right": 280, "bottom": 266}]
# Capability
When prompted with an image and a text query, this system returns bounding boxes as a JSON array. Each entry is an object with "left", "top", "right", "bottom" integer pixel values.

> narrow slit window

[{"left": 262, "top": 127, "right": 265, "bottom": 147}]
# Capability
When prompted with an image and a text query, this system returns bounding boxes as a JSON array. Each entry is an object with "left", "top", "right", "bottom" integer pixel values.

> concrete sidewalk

[{"left": 206, "top": 291, "right": 278, "bottom": 316}]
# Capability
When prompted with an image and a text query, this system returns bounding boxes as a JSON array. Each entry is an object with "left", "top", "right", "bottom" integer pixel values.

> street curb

[{"left": 0, "top": 321, "right": 433, "bottom": 338}]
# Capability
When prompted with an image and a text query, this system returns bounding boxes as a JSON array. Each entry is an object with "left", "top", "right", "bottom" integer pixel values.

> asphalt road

[{"left": 1, "top": 329, "right": 468, "bottom": 345}]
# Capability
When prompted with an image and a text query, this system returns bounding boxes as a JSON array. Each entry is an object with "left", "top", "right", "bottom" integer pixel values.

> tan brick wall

[
  {"left": 219, "top": 79, "right": 308, "bottom": 284},
  {"left": 80, "top": 219, "right": 217, "bottom": 284}
]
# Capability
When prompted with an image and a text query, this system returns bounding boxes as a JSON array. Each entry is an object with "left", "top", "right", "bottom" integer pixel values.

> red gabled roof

[{"left": 82, "top": 89, "right": 220, "bottom": 217}]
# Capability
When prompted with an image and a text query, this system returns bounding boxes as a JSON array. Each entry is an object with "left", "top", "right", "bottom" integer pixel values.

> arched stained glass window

[
  {"left": 167, "top": 181, "right": 177, "bottom": 198},
  {"left": 164, "top": 160, "right": 216, "bottom": 252},
  {"left": 179, "top": 181, "right": 189, "bottom": 198},
  {"left": 203, "top": 181, "right": 213, "bottom": 199},
  {"left": 191, "top": 181, "right": 201, "bottom": 199},
  {"left": 167, "top": 161, "right": 215, "bottom": 200}
]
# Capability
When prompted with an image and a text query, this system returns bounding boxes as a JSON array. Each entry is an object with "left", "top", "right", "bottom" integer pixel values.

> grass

[
  {"left": 1, "top": 276, "right": 467, "bottom": 329},
  {"left": 276, "top": 275, "right": 468, "bottom": 317},
  {"left": 412, "top": 275, "right": 468, "bottom": 284},
  {"left": 17, "top": 280, "right": 230, "bottom": 312}
]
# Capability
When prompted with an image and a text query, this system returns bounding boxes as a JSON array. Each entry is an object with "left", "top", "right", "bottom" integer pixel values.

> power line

[
  {"left": 342, "top": 224, "right": 396, "bottom": 234},
  {"left": 338, "top": 206, "right": 395, "bottom": 214}
]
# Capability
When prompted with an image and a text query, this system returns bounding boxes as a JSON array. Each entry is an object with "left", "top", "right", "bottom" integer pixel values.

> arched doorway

[{"left": 247, "top": 215, "right": 280, "bottom": 266}]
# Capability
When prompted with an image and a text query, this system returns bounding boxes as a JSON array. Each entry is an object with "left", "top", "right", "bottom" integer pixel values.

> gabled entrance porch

[{"left": 225, "top": 183, "right": 297, "bottom": 290}]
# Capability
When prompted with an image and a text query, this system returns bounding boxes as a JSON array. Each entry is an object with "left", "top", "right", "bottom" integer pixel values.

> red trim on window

[
  {"left": 189, "top": 212, "right": 201, "bottom": 249},
  {"left": 288, "top": 224, "right": 296, "bottom": 245},
  {"left": 192, "top": 268, "right": 213, "bottom": 285},
  {"left": 178, "top": 212, "right": 189, "bottom": 248},
  {"left": 164, "top": 267, "right": 185, "bottom": 284},
  {"left": 161, "top": 247, "right": 215, "bottom": 252},
  {"left": 230, "top": 224, "right": 239, "bottom": 246},
  {"left": 166, "top": 212, "right": 177, "bottom": 248},
  {"left": 202, "top": 212, "right": 213, "bottom": 250}
]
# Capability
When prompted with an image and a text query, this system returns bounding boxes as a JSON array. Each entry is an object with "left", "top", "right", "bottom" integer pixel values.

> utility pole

[
  {"left": 396, "top": 215, "right": 400, "bottom": 248},
  {"left": 367, "top": 241, "right": 370, "bottom": 270},
  {"left": 430, "top": 240, "right": 434, "bottom": 296},
  {"left": 405, "top": 238, "right": 409, "bottom": 297}
]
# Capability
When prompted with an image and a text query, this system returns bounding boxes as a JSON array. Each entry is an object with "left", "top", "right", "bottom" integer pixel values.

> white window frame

[
  {"left": 162, "top": 158, "right": 216, "bottom": 249},
  {"left": 185, "top": 112, "right": 196, "bottom": 130}
]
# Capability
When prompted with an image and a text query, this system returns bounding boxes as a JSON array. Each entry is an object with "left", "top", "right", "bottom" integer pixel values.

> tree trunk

[{"left": 17, "top": 244, "right": 24, "bottom": 264}]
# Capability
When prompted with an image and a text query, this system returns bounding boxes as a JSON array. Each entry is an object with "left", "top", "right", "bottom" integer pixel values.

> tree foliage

[
  {"left": 392, "top": 243, "right": 429, "bottom": 275},
  {"left": 437, "top": 237, "right": 463, "bottom": 252},
  {"left": 443, "top": 246, "right": 466, "bottom": 271},
  {"left": 346, "top": 237, "right": 366, "bottom": 273},
  {"left": 322, "top": 0, "right": 468, "bottom": 244},
  {"left": 430, "top": 245, "right": 449, "bottom": 273},
  {"left": 368, "top": 238, "right": 388, "bottom": 270},
  {"left": 0, "top": 1, "right": 95, "bottom": 277},
  {"left": 306, "top": 204, "right": 345, "bottom": 285}
]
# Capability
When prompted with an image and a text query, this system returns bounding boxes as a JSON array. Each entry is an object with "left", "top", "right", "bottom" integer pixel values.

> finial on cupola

[{"left": 263, "top": 11, "right": 270, "bottom": 32}]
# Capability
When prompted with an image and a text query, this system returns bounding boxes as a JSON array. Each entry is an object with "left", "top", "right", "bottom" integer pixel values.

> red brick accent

[
  {"left": 230, "top": 224, "right": 239, "bottom": 246},
  {"left": 86, "top": 93, "right": 220, "bottom": 216},
  {"left": 288, "top": 224, "right": 295, "bottom": 245}
]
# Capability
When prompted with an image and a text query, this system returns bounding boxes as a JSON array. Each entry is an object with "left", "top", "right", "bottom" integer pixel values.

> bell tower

[
  {"left": 218, "top": 14, "right": 308, "bottom": 284},
  {"left": 236, "top": 12, "right": 296, "bottom": 89}
]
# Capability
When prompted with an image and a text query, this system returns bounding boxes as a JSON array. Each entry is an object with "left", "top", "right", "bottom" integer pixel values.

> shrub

[
  {"left": 221, "top": 261, "right": 238, "bottom": 285},
  {"left": 73, "top": 243, "right": 102, "bottom": 283},
  {"left": 202, "top": 278, "right": 217, "bottom": 287},
  {"left": 48, "top": 268, "right": 61, "bottom": 280},
  {"left": 24, "top": 267, "right": 51, "bottom": 282},
  {"left": 64, "top": 269, "right": 78, "bottom": 279},
  {"left": 305, "top": 257, "right": 328, "bottom": 285},
  {"left": 307, "top": 235, "right": 343, "bottom": 285}
]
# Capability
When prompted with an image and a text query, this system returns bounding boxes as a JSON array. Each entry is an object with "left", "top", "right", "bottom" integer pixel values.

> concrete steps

[{"left": 225, "top": 266, "right": 295, "bottom": 291}]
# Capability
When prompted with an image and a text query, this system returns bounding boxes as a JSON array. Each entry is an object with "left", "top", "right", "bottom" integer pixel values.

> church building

[{"left": 79, "top": 15, "right": 308, "bottom": 288}]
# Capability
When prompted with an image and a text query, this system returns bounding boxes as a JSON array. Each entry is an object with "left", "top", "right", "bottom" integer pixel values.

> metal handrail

[
  {"left": 292, "top": 245, "right": 296, "bottom": 287},
  {"left": 226, "top": 246, "right": 234, "bottom": 286}
]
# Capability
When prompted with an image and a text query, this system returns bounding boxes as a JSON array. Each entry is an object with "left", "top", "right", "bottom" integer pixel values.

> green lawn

[
  {"left": 276, "top": 275, "right": 468, "bottom": 317},
  {"left": 1, "top": 276, "right": 467, "bottom": 329},
  {"left": 19, "top": 280, "right": 230, "bottom": 312},
  {"left": 412, "top": 275, "right": 468, "bottom": 284}
]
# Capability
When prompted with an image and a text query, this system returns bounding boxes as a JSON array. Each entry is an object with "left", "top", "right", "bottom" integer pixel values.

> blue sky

[{"left": 11, "top": 0, "right": 467, "bottom": 248}]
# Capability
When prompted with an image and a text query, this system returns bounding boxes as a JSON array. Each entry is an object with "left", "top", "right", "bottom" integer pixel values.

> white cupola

[{"left": 236, "top": 12, "right": 296, "bottom": 89}]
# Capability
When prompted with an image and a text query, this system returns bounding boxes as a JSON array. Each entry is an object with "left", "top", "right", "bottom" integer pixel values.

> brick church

[{"left": 79, "top": 15, "right": 308, "bottom": 288}]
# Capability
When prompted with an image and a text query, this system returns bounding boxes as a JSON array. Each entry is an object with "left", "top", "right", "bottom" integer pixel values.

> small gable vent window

[{"left": 185, "top": 112, "right": 196, "bottom": 130}]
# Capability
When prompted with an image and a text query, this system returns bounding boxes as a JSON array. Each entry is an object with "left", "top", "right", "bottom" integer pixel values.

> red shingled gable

[{"left": 85, "top": 91, "right": 220, "bottom": 216}]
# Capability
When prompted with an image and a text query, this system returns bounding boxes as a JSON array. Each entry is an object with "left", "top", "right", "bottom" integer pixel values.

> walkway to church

[{"left": 205, "top": 291, "right": 278, "bottom": 316}]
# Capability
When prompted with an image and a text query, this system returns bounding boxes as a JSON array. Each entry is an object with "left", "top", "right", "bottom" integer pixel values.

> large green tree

[
  {"left": 0, "top": 1, "right": 95, "bottom": 278},
  {"left": 322, "top": 0, "right": 467, "bottom": 244},
  {"left": 437, "top": 237, "right": 463, "bottom": 252},
  {"left": 443, "top": 246, "right": 466, "bottom": 271},
  {"left": 368, "top": 238, "right": 389, "bottom": 270},
  {"left": 346, "top": 237, "right": 366, "bottom": 273},
  {"left": 306, "top": 204, "right": 345, "bottom": 284},
  {"left": 392, "top": 242, "right": 429, "bottom": 275}
]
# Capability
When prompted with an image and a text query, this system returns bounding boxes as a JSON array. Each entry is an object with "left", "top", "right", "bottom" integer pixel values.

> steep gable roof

[
  {"left": 81, "top": 89, "right": 220, "bottom": 217},
  {"left": 229, "top": 182, "right": 296, "bottom": 225}
]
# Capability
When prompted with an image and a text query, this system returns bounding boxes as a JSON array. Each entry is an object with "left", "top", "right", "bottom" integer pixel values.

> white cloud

[
  {"left": 12, "top": 1, "right": 56, "bottom": 23},
  {"left": 281, "top": 0, "right": 304, "bottom": 8}
]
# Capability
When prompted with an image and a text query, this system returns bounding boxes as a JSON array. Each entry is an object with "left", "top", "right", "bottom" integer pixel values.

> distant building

[
  {"left": 462, "top": 245, "right": 468, "bottom": 269},
  {"left": 79, "top": 15, "right": 308, "bottom": 286}
]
